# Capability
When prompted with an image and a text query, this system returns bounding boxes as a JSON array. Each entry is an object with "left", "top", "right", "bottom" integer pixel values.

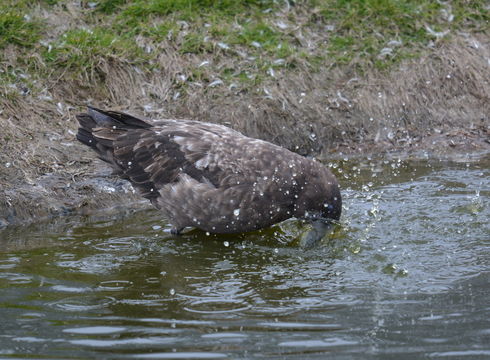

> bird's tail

[
  {"left": 76, "top": 106, "right": 152, "bottom": 167},
  {"left": 76, "top": 106, "right": 151, "bottom": 147}
]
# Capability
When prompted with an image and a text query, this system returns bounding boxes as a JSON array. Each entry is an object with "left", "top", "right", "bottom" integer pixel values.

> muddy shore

[{"left": 1, "top": 125, "right": 488, "bottom": 231}]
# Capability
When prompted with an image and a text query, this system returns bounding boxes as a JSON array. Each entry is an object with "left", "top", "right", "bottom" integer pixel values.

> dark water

[{"left": 0, "top": 155, "right": 489, "bottom": 359}]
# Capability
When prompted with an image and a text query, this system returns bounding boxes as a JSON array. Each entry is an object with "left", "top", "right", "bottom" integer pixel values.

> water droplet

[
  {"left": 223, "top": 241, "right": 230, "bottom": 247},
  {"left": 169, "top": 288, "right": 175, "bottom": 295},
  {"left": 233, "top": 209, "right": 240, "bottom": 217},
  {"left": 382, "top": 263, "right": 398, "bottom": 274},
  {"left": 397, "top": 269, "right": 408, "bottom": 277}
]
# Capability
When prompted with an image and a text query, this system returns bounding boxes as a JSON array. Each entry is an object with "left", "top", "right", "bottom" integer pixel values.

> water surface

[{"left": 0, "top": 155, "right": 489, "bottom": 359}]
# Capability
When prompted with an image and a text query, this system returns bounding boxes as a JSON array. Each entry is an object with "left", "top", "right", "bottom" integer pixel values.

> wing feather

[{"left": 90, "top": 117, "right": 295, "bottom": 211}]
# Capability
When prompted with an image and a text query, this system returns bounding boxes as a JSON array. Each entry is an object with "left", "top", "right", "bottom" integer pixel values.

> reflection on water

[{"left": 0, "top": 156, "right": 489, "bottom": 359}]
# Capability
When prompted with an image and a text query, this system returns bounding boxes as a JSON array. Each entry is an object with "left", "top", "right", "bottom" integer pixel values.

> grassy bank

[
  {"left": 0, "top": 0, "right": 489, "bottom": 226},
  {"left": 2, "top": 0, "right": 488, "bottom": 90}
]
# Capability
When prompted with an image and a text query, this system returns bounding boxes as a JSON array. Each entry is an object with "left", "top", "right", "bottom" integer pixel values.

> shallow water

[{"left": 0, "top": 155, "right": 489, "bottom": 359}]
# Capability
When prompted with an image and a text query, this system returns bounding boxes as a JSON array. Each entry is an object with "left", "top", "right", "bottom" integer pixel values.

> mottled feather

[{"left": 76, "top": 107, "right": 341, "bottom": 234}]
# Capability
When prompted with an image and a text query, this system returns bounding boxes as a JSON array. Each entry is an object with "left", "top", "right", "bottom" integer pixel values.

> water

[{"left": 0, "top": 155, "right": 489, "bottom": 359}]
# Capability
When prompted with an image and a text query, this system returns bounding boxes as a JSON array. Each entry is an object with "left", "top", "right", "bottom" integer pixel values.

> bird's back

[{"left": 76, "top": 107, "right": 340, "bottom": 234}]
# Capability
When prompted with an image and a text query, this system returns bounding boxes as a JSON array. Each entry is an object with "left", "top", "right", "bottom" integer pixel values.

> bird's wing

[{"left": 102, "top": 120, "right": 267, "bottom": 204}]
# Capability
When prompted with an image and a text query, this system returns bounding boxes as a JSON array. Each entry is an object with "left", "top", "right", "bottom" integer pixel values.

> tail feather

[
  {"left": 87, "top": 106, "right": 152, "bottom": 129},
  {"left": 76, "top": 113, "right": 98, "bottom": 149},
  {"left": 76, "top": 106, "right": 152, "bottom": 170}
]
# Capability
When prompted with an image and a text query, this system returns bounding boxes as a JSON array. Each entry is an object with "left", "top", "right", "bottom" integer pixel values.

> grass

[
  {"left": 227, "top": 22, "right": 283, "bottom": 51},
  {"left": 42, "top": 28, "right": 145, "bottom": 77},
  {"left": 0, "top": 1, "right": 42, "bottom": 100},
  {"left": 180, "top": 32, "right": 213, "bottom": 54},
  {"left": 110, "top": 0, "right": 275, "bottom": 17},
  {"left": 1, "top": 0, "right": 488, "bottom": 92},
  {"left": 0, "top": 5, "right": 41, "bottom": 49},
  {"left": 321, "top": 0, "right": 442, "bottom": 67},
  {"left": 314, "top": 0, "right": 489, "bottom": 68}
]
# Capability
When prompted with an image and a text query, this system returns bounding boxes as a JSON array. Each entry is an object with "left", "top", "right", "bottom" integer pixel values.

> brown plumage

[{"left": 76, "top": 107, "right": 341, "bottom": 238}]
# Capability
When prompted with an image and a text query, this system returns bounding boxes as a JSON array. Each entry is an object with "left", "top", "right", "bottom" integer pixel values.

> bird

[{"left": 76, "top": 106, "right": 341, "bottom": 246}]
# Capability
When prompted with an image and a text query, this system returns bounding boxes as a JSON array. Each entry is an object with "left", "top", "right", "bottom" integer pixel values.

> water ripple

[
  {"left": 132, "top": 352, "right": 228, "bottom": 359},
  {"left": 0, "top": 157, "right": 489, "bottom": 359}
]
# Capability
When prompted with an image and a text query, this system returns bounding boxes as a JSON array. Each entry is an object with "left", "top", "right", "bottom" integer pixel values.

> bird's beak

[{"left": 299, "top": 219, "right": 332, "bottom": 248}]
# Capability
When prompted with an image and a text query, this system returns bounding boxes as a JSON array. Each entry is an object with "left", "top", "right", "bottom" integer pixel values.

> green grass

[
  {"left": 42, "top": 28, "right": 145, "bottom": 77},
  {"left": 95, "top": 0, "right": 488, "bottom": 80},
  {"left": 313, "top": 0, "right": 489, "bottom": 68},
  {"left": 111, "top": 0, "right": 274, "bottom": 17},
  {"left": 1, "top": 0, "right": 488, "bottom": 92},
  {"left": 105, "top": 0, "right": 290, "bottom": 62},
  {"left": 96, "top": 0, "right": 297, "bottom": 84},
  {"left": 0, "top": 0, "right": 42, "bottom": 97},
  {"left": 0, "top": 7, "right": 41, "bottom": 49},
  {"left": 96, "top": 0, "right": 127, "bottom": 14},
  {"left": 318, "top": 0, "right": 440, "bottom": 66},
  {"left": 228, "top": 22, "right": 282, "bottom": 51},
  {"left": 180, "top": 32, "right": 213, "bottom": 54},
  {"left": 140, "top": 22, "right": 178, "bottom": 42}
]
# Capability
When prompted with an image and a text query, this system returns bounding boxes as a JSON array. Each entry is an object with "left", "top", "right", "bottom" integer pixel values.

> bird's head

[{"left": 294, "top": 163, "right": 341, "bottom": 247}]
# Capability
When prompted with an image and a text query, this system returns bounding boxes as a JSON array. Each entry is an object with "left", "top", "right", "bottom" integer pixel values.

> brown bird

[{"left": 76, "top": 107, "right": 341, "bottom": 246}]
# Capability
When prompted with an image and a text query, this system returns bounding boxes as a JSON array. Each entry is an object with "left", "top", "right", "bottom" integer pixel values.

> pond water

[{"left": 0, "top": 154, "right": 489, "bottom": 359}]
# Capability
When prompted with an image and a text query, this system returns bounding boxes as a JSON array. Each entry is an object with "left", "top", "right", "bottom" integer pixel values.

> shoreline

[{"left": 1, "top": 132, "right": 488, "bottom": 231}]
